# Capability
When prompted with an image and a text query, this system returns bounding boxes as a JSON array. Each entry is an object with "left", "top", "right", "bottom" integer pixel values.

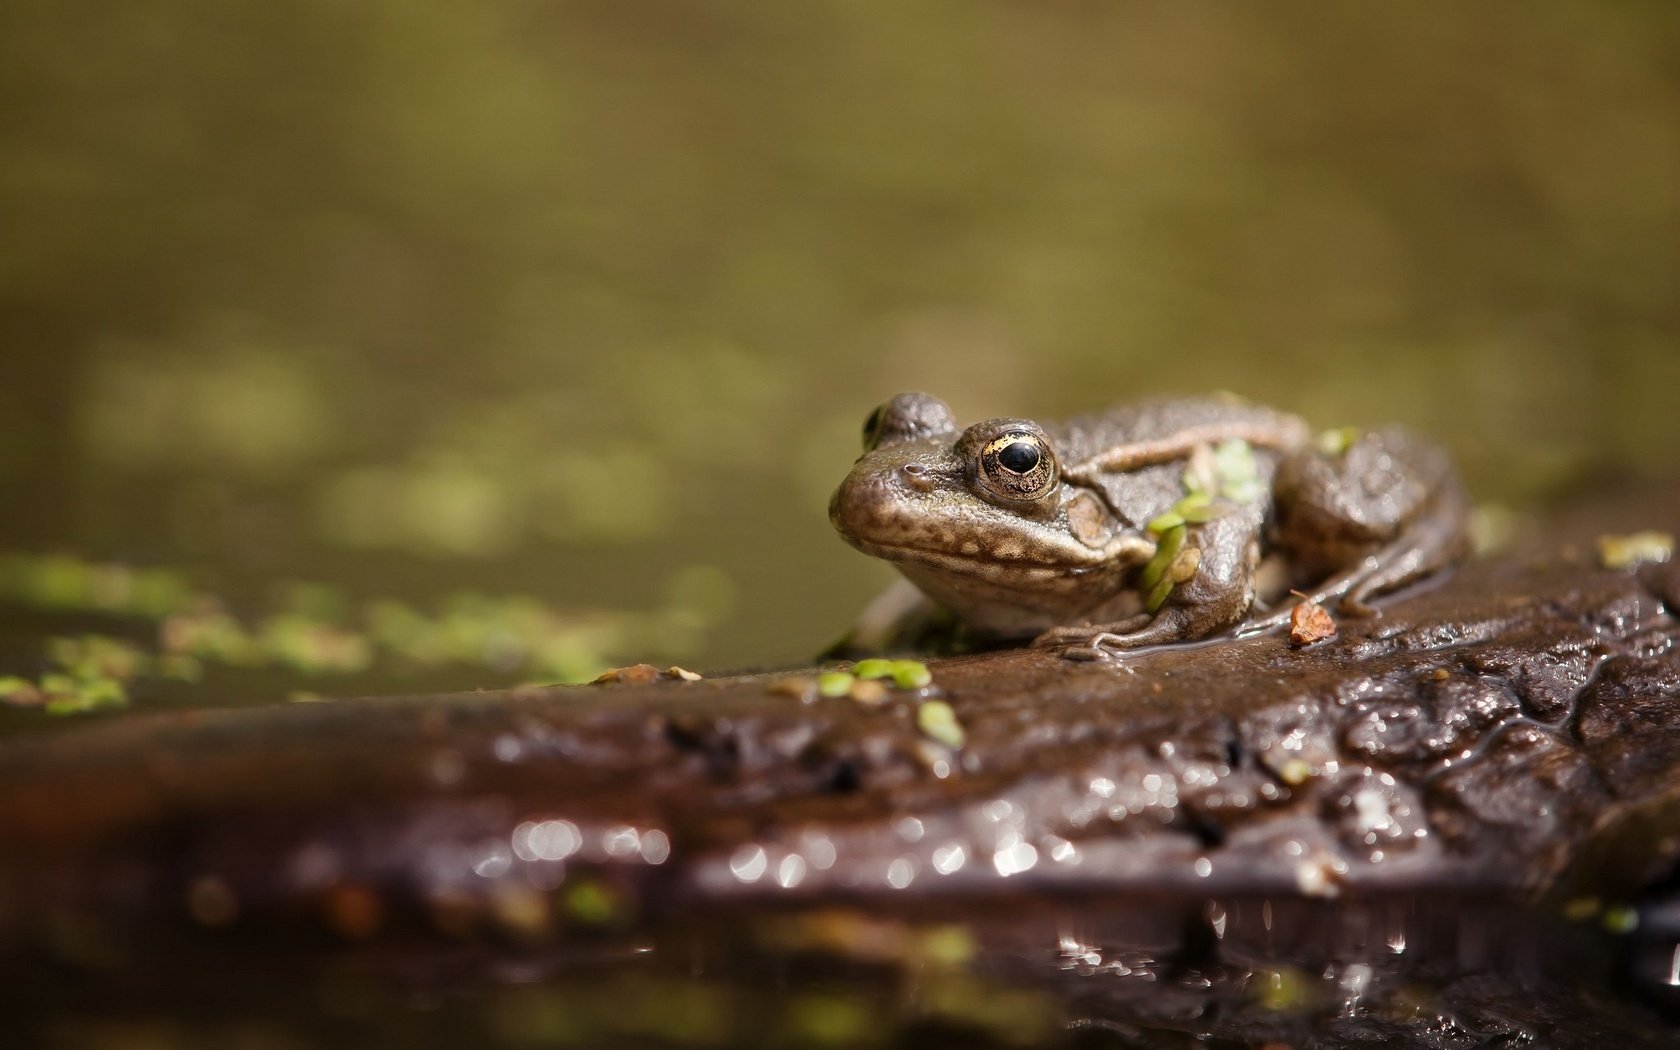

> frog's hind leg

[
  {"left": 1336, "top": 480, "right": 1472, "bottom": 613},
  {"left": 1236, "top": 515, "right": 1462, "bottom": 639},
  {"left": 1037, "top": 608, "right": 1230, "bottom": 661},
  {"left": 1243, "top": 433, "right": 1471, "bottom": 636}
]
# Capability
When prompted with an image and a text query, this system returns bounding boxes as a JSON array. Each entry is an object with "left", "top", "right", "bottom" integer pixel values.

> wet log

[{"left": 2, "top": 480, "right": 1679, "bottom": 1047}]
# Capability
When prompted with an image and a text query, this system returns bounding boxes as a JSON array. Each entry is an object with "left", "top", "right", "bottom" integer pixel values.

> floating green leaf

[{"left": 917, "top": 699, "right": 965, "bottom": 749}]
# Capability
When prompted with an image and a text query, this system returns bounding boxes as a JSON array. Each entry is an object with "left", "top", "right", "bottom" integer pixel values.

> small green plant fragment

[
  {"left": 817, "top": 671, "right": 855, "bottom": 698},
  {"left": 1145, "top": 574, "right": 1174, "bottom": 614},
  {"left": 0, "top": 676, "right": 42, "bottom": 708},
  {"left": 1315, "top": 427, "right": 1362, "bottom": 456},
  {"left": 565, "top": 880, "right": 623, "bottom": 925},
  {"left": 889, "top": 659, "right": 933, "bottom": 689},
  {"left": 1602, "top": 905, "right": 1639, "bottom": 935},
  {"left": 42, "top": 674, "right": 127, "bottom": 716},
  {"left": 1177, "top": 494, "right": 1223, "bottom": 524},
  {"left": 1182, "top": 444, "right": 1217, "bottom": 496},
  {"left": 1252, "top": 965, "right": 1315, "bottom": 1012},
  {"left": 1596, "top": 531, "right": 1674, "bottom": 569},
  {"left": 1213, "top": 438, "right": 1261, "bottom": 503},
  {"left": 780, "top": 993, "right": 874, "bottom": 1047},
  {"left": 1275, "top": 758, "right": 1314, "bottom": 786},
  {"left": 1139, "top": 524, "right": 1187, "bottom": 593},
  {"left": 1146, "top": 510, "right": 1185, "bottom": 535},
  {"left": 852, "top": 658, "right": 895, "bottom": 680},
  {"left": 919, "top": 924, "right": 977, "bottom": 967},
  {"left": 917, "top": 699, "right": 965, "bottom": 749}
]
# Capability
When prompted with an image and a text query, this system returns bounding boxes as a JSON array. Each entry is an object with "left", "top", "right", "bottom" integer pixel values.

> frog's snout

[{"left": 829, "top": 461, "right": 935, "bottom": 539}]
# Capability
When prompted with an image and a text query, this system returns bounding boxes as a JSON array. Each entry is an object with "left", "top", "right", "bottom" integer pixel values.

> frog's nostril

[{"left": 899, "top": 463, "right": 935, "bottom": 492}]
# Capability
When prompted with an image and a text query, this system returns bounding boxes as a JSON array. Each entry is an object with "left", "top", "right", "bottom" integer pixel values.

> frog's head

[{"left": 829, "top": 393, "right": 1152, "bottom": 635}]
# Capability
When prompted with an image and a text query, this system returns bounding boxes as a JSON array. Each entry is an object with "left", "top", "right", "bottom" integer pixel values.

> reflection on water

[{"left": 5, "top": 890, "right": 1675, "bottom": 1048}]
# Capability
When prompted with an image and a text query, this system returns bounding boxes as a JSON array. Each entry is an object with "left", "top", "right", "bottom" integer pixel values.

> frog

[{"left": 828, "top": 392, "right": 1470, "bottom": 658}]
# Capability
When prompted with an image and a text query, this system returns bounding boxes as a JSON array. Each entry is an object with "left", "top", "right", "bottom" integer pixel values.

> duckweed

[
  {"left": 0, "top": 551, "right": 733, "bottom": 712},
  {"left": 564, "top": 880, "right": 624, "bottom": 925},
  {"left": 0, "top": 676, "right": 40, "bottom": 707},
  {"left": 1596, "top": 531, "right": 1673, "bottom": 569},
  {"left": 1213, "top": 438, "right": 1261, "bottom": 503},
  {"left": 852, "top": 658, "right": 895, "bottom": 680},
  {"left": 917, "top": 699, "right": 965, "bottom": 749},
  {"left": 779, "top": 993, "right": 874, "bottom": 1047},
  {"left": 1603, "top": 905, "right": 1639, "bottom": 935},
  {"left": 890, "top": 659, "right": 932, "bottom": 689},
  {"left": 817, "top": 671, "right": 855, "bottom": 698},
  {"left": 1139, "top": 524, "right": 1187, "bottom": 593},
  {"left": 1315, "top": 426, "right": 1362, "bottom": 456},
  {"left": 1252, "top": 965, "right": 1316, "bottom": 1012}
]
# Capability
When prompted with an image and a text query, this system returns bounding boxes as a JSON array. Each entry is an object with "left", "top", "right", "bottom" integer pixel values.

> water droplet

[
  {"left": 602, "top": 825, "right": 641, "bottom": 858},
  {"left": 1089, "top": 776, "right": 1116, "bottom": 799},
  {"left": 513, "top": 819, "right": 582, "bottom": 862},
  {"left": 886, "top": 857, "right": 916, "bottom": 889},
  {"left": 805, "top": 834, "right": 837, "bottom": 870},
  {"left": 777, "top": 854, "right": 807, "bottom": 889},
  {"left": 992, "top": 840, "right": 1038, "bottom": 877},
  {"left": 640, "top": 829, "right": 671, "bottom": 865},
  {"left": 932, "top": 842, "right": 967, "bottom": 875},
  {"left": 493, "top": 735, "right": 524, "bottom": 763},
  {"left": 473, "top": 840, "right": 514, "bottom": 879},
  {"left": 895, "top": 816, "right": 925, "bottom": 843},
  {"left": 1193, "top": 857, "right": 1213, "bottom": 878},
  {"left": 729, "top": 845, "right": 768, "bottom": 883}
]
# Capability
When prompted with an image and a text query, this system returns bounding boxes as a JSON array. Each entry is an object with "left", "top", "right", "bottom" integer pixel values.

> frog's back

[{"left": 1048, "top": 396, "right": 1308, "bottom": 465}]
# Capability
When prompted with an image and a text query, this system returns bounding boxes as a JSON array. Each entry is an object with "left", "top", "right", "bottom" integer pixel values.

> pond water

[{"left": 1, "top": 3, "right": 1678, "bottom": 1045}]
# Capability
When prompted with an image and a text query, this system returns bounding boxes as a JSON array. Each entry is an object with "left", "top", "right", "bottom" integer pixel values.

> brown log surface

[{"left": 2, "top": 481, "right": 1679, "bottom": 1047}]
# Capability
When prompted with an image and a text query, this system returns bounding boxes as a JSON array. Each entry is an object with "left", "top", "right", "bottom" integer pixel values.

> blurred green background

[{"left": 0, "top": 1, "right": 1676, "bottom": 704}]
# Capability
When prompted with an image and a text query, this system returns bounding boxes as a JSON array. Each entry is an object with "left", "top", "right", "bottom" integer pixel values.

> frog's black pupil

[{"left": 998, "top": 440, "right": 1040, "bottom": 474}]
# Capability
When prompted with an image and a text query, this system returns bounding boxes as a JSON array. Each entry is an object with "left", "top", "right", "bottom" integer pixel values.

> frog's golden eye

[{"left": 977, "top": 431, "right": 1057, "bottom": 502}]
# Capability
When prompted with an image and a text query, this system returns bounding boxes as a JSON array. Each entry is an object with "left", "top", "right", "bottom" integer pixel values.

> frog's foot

[{"left": 1033, "top": 611, "right": 1206, "bottom": 661}]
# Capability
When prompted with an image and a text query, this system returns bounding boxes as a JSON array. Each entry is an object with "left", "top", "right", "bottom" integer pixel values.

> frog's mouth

[{"left": 844, "top": 534, "right": 1152, "bottom": 580}]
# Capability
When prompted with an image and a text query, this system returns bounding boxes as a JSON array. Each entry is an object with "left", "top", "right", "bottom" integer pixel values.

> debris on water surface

[
  {"left": 591, "top": 664, "right": 703, "bottom": 685},
  {"left": 1289, "top": 597, "right": 1338, "bottom": 647},
  {"left": 917, "top": 699, "right": 965, "bottom": 749},
  {"left": 1596, "top": 530, "right": 1673, "bottom": 569}
]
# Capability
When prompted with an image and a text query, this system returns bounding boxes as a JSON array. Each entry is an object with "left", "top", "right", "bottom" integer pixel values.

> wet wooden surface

[{"left": 2, "top": 481, "right": 1678, "bottom": 1047}]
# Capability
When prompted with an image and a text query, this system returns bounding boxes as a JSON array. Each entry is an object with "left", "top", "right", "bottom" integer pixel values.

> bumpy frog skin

[{"left": 829, "top": 393, "right": 1470, "bottom": 658}]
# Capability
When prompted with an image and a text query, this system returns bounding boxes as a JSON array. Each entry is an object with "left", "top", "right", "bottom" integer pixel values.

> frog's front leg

[
  {"left": 1033, "top": 511, "right": 1263, "bottom": 658},
  {"left": 1266, "top": 426, "right": 1470, "bottom": 618}
]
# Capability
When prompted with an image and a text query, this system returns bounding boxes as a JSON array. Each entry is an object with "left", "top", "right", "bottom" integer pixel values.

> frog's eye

[
  {"left": 861, "top": 405, "right": 886, "bottom": 450},
  {"left": 977, "top": 430, "right": 1058, "bottom": 502}
]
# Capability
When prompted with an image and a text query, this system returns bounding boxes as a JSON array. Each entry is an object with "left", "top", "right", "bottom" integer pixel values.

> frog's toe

[
  {"left": 1336, "top": 592, "right": 1381, "bottom": 618},
  {"left": 1032, "top": 616, "right": 1151, "bottom": 652}
]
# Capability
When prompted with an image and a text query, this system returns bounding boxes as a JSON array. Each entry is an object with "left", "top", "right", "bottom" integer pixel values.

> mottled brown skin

[{"left": 830, "top": 393, "right": 1470, "bottom": 657}]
